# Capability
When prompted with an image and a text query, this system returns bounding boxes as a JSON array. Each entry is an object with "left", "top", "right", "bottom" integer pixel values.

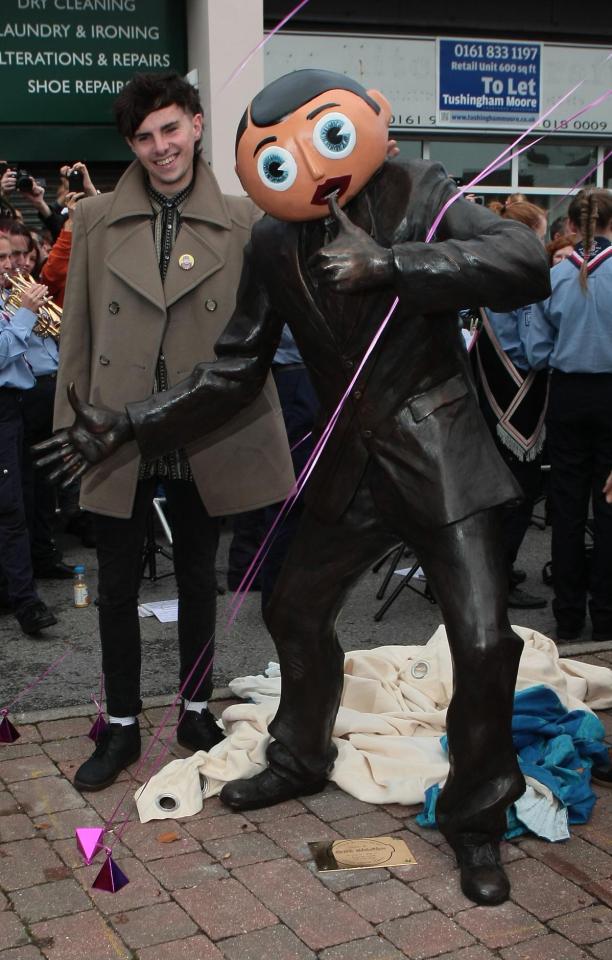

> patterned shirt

[{"left": 138, "top": 177, "right": 194, "bottom": 482}]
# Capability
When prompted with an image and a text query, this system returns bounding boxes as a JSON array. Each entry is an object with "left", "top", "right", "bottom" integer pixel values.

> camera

[
  {"left": 16, "top": 169, "right": 34, "bottom": 192},
  {"left": 67, "top": 168, "right": 84, "bottom": 192}
]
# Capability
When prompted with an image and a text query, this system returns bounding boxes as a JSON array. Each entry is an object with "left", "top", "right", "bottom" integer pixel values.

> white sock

[
  {"left": 184, "top": 700, "right": 207, "bottom": 714},
  {"left": 108, "top": 715, "right": 137, "bottom": 726}
]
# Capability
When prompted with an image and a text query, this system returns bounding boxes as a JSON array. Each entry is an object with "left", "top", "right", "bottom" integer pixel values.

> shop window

[
  {"left": 519, "top": 142, "right": 597, "bottom": 188},
  {"left": 394, "top": 139, "right": 423, "bottom": 160},
  {"left": 427, "top": 140, "right": 511, "bottom": 186},
  {"left": 604, "top": 150, "right": 612, "bottom": 190}
]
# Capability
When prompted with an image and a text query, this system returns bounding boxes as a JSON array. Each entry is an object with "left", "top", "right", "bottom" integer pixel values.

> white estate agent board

[{"left": 264, "top": 33, "right": 611, "bottom": 137}]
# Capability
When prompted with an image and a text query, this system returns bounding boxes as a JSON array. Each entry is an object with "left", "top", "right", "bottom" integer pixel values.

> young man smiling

[{"left": 51, "top": 72, "right": 293, "bottom": 792}]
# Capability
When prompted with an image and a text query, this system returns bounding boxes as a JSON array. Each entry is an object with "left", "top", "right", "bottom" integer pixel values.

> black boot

[
  {"left": 73, "top": 721, "right": 141, "bottom": 792},
  {"left": 176, "top": 706, "right": 225, "bottom": 753},
  {"left": 453, "top": 834, "right": 510, "bottom": 906},
  {"left": 220, "top": 768, "right": 326, "bottom": 812}
]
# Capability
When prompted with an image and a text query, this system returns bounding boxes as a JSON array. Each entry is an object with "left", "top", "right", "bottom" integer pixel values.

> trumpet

[{"left": 2, "top": 271, "right": 62, "bottom": 340}]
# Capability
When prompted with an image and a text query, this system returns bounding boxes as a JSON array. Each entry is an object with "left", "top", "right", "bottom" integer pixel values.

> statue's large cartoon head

[{"left": 235, "top": 69, "right": 392, "bottom": 221}]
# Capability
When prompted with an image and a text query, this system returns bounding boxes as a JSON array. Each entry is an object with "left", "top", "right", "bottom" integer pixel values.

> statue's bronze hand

[
  {"left": 307, "top": 193, "right": 394, "bottom": 294},
  {"left": 33, "top": 382, "right": 134, "bottom": 488}
]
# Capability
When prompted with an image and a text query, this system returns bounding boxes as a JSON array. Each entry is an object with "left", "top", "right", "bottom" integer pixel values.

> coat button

[
  {"left": 353, "top": 390, "right": 362, "bottom": 400},
  {"left": 344, "top": 358, "right": 354, "bottom": 369},
  {"left": 108, "top": 301, "right": 119, "bottom": 315},
  {"left": 205, "top": 299, "right": 217, "bottom": 312},
  {"left": 99, "top": 355, "right": 110, "bottom": 366},
  {"left": 363, "top": 429, "right": 373, "bottom": 439}
]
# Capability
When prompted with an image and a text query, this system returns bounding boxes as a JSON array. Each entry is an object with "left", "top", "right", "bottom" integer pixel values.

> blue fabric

[
  {"left": 0, "top": 304, "right": 36, "bottom": 389},
  {"left": 485, "top": 308, "right": 529, "bottom": 371},
  {"left": 417, "top": 685, "right": 608, "bottom": 839},
  {"left": 273, "top": 324, "right": 303, "bottom": 365},
  {"left": 524, "top": 236, "right": 612, "bottom": 374},
  {"left": 25, "top": 330, "right": 58, "bottom": 377}
]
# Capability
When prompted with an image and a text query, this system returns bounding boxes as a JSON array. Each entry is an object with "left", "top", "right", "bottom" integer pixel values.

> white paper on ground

[{"left": 138, "top": 599, "right": 179, "bottom": 622}]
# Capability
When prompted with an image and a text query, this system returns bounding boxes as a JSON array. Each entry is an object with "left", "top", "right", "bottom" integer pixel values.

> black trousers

[
  {"left": 263, "top": 461, "right": 524, "bottom": 848},
  {"left": 94, "top": 478, "right": 220, "bottom": 717},
  {"left": 0, "top": 389, "right": 38, "bottom": 608},
  {"left": 21, "top": 374, "right": 62, "bottom": 569},
  {"left": 546, "top": 372, "right": 612, "bottom": 634}
]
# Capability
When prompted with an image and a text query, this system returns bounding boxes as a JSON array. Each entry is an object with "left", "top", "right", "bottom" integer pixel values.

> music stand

[
  {"left": 141, "top": 497, "right": 174, "bottom": 582},
  {"left": 373, "top": 543, "right": 436, "bottom": 621}
]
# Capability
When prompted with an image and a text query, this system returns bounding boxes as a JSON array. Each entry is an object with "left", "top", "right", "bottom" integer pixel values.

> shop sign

[
  {"left": 0, "top": 0, "right": 186, "bottom": 124},
  {"left": 437, "top": 38, "right": 541, "bottom": 126}
]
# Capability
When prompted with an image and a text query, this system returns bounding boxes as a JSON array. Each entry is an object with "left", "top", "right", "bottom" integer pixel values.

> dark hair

[
  {"left": 8, "top": 221, "right": 32, "bottom": 241},
  {"left": 113, "top": 71, "right": 203, "bottom": 139},
  {"left": 0, "top": 213, "right": 18, "bottom": 232},
  {"left": 549, "top": 216, "right": 567, "bottom": 240},
  {"left": 568, "top": 188, "right": 612, "bottom": 291},
  {"left": 235, "top": 68, "right": 381, "bottom": 155}
]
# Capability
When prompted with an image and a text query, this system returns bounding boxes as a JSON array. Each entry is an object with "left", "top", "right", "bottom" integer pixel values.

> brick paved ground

[{"left": 2, "top": 647, "right": 612, "bottom": 960}]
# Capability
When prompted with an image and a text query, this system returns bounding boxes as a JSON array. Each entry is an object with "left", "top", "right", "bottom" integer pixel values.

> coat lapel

[
  {"left": 105, "top": 220, "right": 165, "bottom": 312},
  {"left": 104, "top": 156, "right": 233, "bottom": 313},
  {"left": 164, "top": 222, "right": 227, "bottom": 308}
]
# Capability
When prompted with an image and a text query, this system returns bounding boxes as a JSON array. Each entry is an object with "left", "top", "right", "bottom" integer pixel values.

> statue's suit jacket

[
  {"left": 128, "top": 160, "right": 551, "bottom": 529},
  {"left": 54, "top": 156, "right": 294, "bottom": 519}
]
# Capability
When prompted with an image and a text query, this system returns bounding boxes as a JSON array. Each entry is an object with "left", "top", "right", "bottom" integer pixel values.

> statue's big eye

[
  {"left": 257, "top": 146, "right": 297, "bottom": 191},
  {"left": 313, "top": 112, "right": 356, "bottom": 159}
]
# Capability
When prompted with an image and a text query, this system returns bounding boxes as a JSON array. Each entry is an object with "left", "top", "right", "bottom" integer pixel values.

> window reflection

[
  {"left": 394, "top": 139, "right": 423, "bottom": 160},
  {"left": 428, "top": 140, "right": 511, "bottom": 186},
  {"left": 519, "top": 143, "right": 597, "bottom": 188}
]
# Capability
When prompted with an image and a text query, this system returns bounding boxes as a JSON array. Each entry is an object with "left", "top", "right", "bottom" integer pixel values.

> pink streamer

[
  {"left": 220, "top": 0, "right": 311, "bottom": 91},
  {"left": 105, "top": 635, "right": 214, "bottom": 834},
  {"left": 290, "top": 430, "right": 312, "bottom": 453},
  {"left": 227, "top": 296, "right": 400, "bottom": 625},
  {"left": 2, "top": 646, "right": 72, "bottom": 714},
  {"left": 427, "top": 85, "right": 612, "bottom": 242},
  {"left": 549, "top": 145, "right": 612, "bottom": 216},
  {"left": 225, "top": 78, "right": 612, "bottom": 622}
]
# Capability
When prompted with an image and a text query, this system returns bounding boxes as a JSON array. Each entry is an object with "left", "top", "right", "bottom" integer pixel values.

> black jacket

[{"left": 128, "top": 159, "right": 551, "bottom": 527}]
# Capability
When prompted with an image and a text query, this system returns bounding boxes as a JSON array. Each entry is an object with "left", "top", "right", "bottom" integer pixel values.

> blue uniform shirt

[
  {"left": 25, "top": 330, "right": 59, "bottom": 377},
  {"left": 485, "top": 308, "right": 529, "bottom": 371},
  {"left": 0, "top": 296, "right": 37, "bottom": 389},
  {"left": 273, "top": 324, "right": 303, "bottom": 366},
  {"left": 524, "top": 237, "right": 612, "bottom": 373}
]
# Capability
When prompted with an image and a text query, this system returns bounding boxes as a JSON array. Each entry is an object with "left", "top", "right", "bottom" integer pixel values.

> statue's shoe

[
  {"left": 453, "top": 835, "right": 510, "bottom": 906},
  {"left": 220, "top": 769, "right": 326, "bottom": 811}
]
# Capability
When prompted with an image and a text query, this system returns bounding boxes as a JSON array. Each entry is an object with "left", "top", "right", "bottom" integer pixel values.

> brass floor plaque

[{"left": 309, "top": 835, "right": 417, "bottom": 872}]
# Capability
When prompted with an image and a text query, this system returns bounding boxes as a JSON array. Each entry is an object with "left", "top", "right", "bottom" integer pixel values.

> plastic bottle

[{"left": 73, "top": 564, "right": 90, "bottom": 608}]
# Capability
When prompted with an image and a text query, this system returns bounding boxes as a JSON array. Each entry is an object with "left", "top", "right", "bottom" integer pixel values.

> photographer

[{"left": 1, "top": 163, "right": 96, "bottom": 241}]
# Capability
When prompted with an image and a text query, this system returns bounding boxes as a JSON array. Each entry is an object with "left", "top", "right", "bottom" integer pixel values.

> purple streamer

[
  {"left": 427, "top": 85, "right": 612, "bottom": 242},
  {"left": 105, "top": 635, "right": 214, "bottom": 835},
  {"left": 2, "top": 646, "right": 72, "bottom": 714},
  {"left": 225, "top": 77, "right": 612, "bottom": 623},
  {"left": 290, "top": 431, "right": 312, "bottom": 453},
  {"left": 220, "top": 0, "right": 311, "bottom": 91},
  {"left": 549, "top": 145, "right": 612, "bottom": 216}
]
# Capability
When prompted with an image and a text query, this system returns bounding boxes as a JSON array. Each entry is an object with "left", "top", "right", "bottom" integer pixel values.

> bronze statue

[{"left": 37, "top": 70, "right": 551, "bottom": 905}]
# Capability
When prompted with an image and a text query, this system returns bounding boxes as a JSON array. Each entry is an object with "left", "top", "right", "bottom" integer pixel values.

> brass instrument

[{"left": 2, "top": 271, "right": 62, "bottom": 340}]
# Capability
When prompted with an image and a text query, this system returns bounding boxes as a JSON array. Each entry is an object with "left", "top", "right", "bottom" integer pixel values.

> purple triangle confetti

[
  {"left": 0, "top": 712, "right": 20, "bottom": 743},
  {"left": 92, "top": 854, "right": 129, "bottom": 893},
  {"left": 88, "top": 714, "right": 108, "bottom": 742},
  {"left": 76, "top": 826, "right": 104, "bottom": 864}
]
